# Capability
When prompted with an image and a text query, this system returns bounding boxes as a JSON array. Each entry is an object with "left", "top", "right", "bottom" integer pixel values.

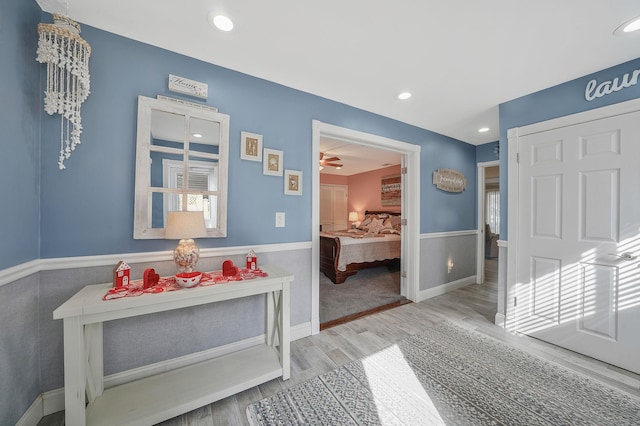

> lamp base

[{"left": 173, "top": 238, "right": 200, "bottom": 273}]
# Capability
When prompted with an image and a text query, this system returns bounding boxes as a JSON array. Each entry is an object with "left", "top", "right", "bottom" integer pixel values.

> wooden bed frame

[{"left": 320, "top": 210, "right": 401, "bottom": 284}]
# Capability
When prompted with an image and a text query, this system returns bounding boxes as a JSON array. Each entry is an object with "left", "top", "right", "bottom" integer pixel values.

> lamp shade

[
  {"left": 348, "top": 211, "right": 358, "bottom": 222},
  {"left": 165, "top": 211, "right": 207, "bottom": 239}
]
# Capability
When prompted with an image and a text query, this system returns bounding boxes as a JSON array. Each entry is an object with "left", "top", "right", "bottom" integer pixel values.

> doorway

[
  {"left": 476, "top": 160, "right": 500, "bottom": 285},
  {"left": 311, "top": 121, "right": 420, "bottom": 334}
]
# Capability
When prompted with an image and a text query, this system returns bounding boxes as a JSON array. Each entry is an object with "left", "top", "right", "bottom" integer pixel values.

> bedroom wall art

[{"left": 380, "top": 174, "right": 401, "bottom": 206}]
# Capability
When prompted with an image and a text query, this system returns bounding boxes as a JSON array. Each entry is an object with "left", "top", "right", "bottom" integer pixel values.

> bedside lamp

[
  {"left": 348, "top": 211, "right": 359, "bottom": 229},
  {"left": 165, "top": 211, "right": 207, "bottom": 273}
]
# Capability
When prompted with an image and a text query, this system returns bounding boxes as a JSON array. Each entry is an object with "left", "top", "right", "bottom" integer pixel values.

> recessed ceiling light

[
  {"left": 397, "top": 92, "right": 412, "bottom": 100},
  {"left": 614, "top": 15, "right": 640, "bottom": 35},
  {"left": 208, "top": 13, "right": 234, "bottom": 32},
  {"left": 192, "top": 133, "right": 203, "bottom": 138},
  {"left": 478, "top": 127, "right": 490, "bottom": 133}
]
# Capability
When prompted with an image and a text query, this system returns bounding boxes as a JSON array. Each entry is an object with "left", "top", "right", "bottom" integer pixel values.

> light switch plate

[{"left": 275, "top": 212, "right": 285, "bottom": 227}]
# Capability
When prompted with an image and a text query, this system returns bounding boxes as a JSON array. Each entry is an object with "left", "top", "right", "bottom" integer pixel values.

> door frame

[
  {"left": 506, "top": 97, "right": 640, "bottom": 330},
  {"left": 311, "top": 120, "right": 421, "bottom": 335},
  {"left": 476, "top": 160, "right": 500, "bottom": 284}
]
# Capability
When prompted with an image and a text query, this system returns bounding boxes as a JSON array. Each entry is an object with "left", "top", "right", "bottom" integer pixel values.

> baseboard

[
  {"left": 42, "top": 388, "right": 64, "bottom": 416},
  {"left": 291, "top": 321, "right": 312, "bottom": 341},
  {"left": 15, "top": 395, "right": 43, "bottom": 426},
  {"left": 36, "top": 322, "right": 313, "bottom": 419},
  {"left": 494, "top": 312, "right": 506, "bottom": 328},
  {"left": 417, "top": 275, "right": 477, "bottom": 302}
]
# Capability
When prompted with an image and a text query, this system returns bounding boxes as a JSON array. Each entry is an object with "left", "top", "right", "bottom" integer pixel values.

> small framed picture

[
  {"left": 284, "top": 169, "right": 302, "bottom": 195},
  {"left": 240, "top": 131, "right": 263, "bottom": 162},
  {"left": 263, "top": 148, "right": 283, "bottom": 176}
]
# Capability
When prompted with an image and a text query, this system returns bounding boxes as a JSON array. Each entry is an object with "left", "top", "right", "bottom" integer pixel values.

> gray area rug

[
  {"left": 247, "top": 321, "right": 640, "bottom": 425},
  {"left": 320, "top": 265, "right": 404, "bottom": 323}
]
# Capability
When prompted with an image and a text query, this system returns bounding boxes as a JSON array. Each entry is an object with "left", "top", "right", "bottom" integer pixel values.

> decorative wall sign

[
  {"left": 433, "top": 168, "right": 466, "bottom": 192},
  {"left": 284, "top": 170, "right": 302, "bottom": 195},
  {"left": 584, "top": 67, "right": 640, "bottom": 101},
  {"left": 381, "top": 174, "right": 401, "bottom": 206},
  {"left": 263, "top": 148, "right": 283, "bottom": 176},
  {"left": 168, "top": 74, "right": 208, "bottom": 99},
  {"left": 240, "top": 131, "right": 263, "bottom": 161}
]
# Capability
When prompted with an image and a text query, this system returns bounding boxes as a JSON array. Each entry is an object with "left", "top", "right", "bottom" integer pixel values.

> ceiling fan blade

[
  {"left": 326, "top": 163, "right": 343, "bottom": 168},
  {"left": 324, "top": 156, "right": 340, "bottom": 162}
]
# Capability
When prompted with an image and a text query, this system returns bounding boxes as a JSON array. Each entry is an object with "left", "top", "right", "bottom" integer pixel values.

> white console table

[{"left": 53, "top": 264, "right": 292, "bottom": 426}]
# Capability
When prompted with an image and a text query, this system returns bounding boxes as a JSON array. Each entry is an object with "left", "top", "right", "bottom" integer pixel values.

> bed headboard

[{"left": 364, "top": 210, "right": 401, "bottom": 216}]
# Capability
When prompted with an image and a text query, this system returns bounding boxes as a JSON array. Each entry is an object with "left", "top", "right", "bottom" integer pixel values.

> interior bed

[{"left": 319, "top": 210, "right": 401, "bottom": 284}]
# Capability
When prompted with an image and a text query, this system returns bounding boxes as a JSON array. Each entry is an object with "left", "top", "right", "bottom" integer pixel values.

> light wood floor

[{"left": 38, "top": 278, "right": 640, "bottom": 426}]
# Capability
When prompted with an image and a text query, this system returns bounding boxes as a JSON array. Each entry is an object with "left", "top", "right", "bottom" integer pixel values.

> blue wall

[
  {"left": 36, "top": 17, "right": 477, "bottom": 259},
  {"left": 1, "top": 3, "right": 477, "bottom": 423},
  {"left": 499, "top": 57, "right": 640, "bottom": 238},
  {"left": 476, "top": 141, "right": 499, "bottom": 163},
  {"left": 0, "top": 0, "right": 41, "bottom": 270}
]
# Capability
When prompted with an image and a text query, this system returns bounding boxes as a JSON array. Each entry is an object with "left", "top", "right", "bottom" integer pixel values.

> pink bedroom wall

[
  {"left": 347, "top": 164, "right": 401, "bottom": 221},
  {"left": 319, "top": 174, "right": 349, "bottom": 185}
]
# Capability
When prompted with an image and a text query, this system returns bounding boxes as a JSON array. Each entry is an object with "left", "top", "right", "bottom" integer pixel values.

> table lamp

[
  {"left": 348, "top": 211, "right": 359, "bottom": 229},
  {"left": 165, "top": 211, "right": 207, "bottom": 273}
]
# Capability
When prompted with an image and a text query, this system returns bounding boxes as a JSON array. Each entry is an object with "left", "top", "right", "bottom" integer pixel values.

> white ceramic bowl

[{"left": 175, "top": 272, "right": 202, "bottom": 288}]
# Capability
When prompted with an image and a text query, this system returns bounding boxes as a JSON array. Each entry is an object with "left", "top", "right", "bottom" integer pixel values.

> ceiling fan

[{"left": 319, "top": 152, "right": 343, "bottom": 169}]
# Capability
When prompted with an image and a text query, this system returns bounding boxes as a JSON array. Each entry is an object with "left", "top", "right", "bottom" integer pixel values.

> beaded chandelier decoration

[{"left": 36, "top": 14, "right": 91, "bottom": 170}]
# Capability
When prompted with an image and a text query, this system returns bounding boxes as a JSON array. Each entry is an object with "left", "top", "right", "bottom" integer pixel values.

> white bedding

[{"left": 321, "top": 232, "right": 401, "bottom": 271}]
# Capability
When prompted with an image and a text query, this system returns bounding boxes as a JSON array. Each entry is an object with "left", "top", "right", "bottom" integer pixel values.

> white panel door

[
  {"left": 320, "top": 185, "right": 334, "bottom": 231},
  {"left": 319, "top": 184, "right": 348, "bottom": 231},
  {"left": 332, "top": 185, "right": 348, "bottom": 230},
  {"left": 515, "top": 111, "right": 640, "bottom": 374}
]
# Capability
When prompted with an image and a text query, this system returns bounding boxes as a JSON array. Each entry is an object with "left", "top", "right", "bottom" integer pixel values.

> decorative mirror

[{"left": 133, "top": 96, "right": 229, "bottom": 239}]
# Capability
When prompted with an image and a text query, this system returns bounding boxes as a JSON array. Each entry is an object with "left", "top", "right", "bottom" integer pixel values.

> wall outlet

[{"left": 275, "top": 212, "right": 285, "bottom": 228}]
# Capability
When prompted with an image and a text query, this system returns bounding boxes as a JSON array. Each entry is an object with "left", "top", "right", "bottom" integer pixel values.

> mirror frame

[{"left": 133, "top": 95, "right": 230, "bottom": 239}]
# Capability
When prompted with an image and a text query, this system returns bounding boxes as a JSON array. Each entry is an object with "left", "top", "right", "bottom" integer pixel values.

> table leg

[
  {"left": 281, "top": 284, "right": 290, "bottom": 380},
  {"left": 63, "top": 317, "right": 86, "bottom": 426},
  {"left": 84, "top": 322, "right": 104, "bottom": 402},
  {"left": 266, "top": 292, "right": 275, "bottom": 346}
]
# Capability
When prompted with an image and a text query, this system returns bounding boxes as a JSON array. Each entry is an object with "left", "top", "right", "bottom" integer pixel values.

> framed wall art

[
  {"left": 263, "top": 148, "right": 283, "bottom": 176},
  {"left": 381, "top": 174, "right": 401, "bottom": 206},
  {"left": 240, "top": 131, "right": 263, "bottom": 161},
  {"left": 284, "top": 170, "right": 302, "bottom": 195}
]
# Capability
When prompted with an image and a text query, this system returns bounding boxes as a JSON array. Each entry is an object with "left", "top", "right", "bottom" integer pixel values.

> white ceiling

[
  {"left": 37, "top": 0, "right": 640, "bottom": 147},
  {"left": 319, "top": 137, "right": 402, "bottom": 177}
]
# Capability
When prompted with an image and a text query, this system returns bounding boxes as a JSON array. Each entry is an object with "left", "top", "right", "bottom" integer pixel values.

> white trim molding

[
  {"left": 497, "top": 239, "right": 508, "bottom": 248},
  {"left": 420, "top": 229, "right": 477, "bottom": 239},
  {"left": 417, "top": 275, "right": 477, "bottom": 302},
  {"left": 0, "top": 241, "right": 311, "bottom": 287}
]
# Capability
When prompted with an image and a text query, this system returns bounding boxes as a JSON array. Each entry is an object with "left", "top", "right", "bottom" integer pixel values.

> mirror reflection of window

[
  {"left": 163, "top": 160, "right": 218, "bottom": 229},
  {"left": 134, "top": 96, "right": 229, "bottom": 239}
]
